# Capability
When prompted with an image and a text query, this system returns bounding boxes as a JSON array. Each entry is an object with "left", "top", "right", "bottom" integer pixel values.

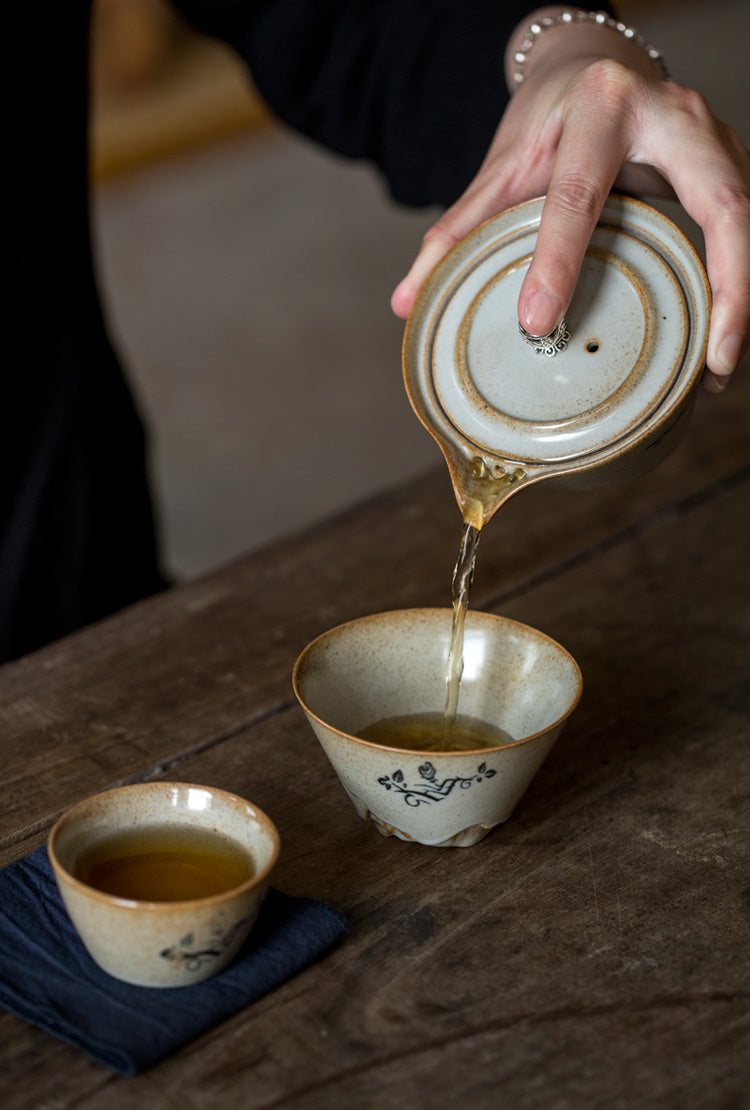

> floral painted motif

[
  {"left": 377, "top": 761, "right": 497, "bottom": 807},
  {"left": 160, "top": 912, "right": 252, "bottom": 972}
]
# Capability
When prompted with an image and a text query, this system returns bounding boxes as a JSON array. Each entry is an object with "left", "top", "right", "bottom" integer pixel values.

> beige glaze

[
  {"left": 48, "top": 782, "right": 280, "bottom": 987},
  {"left": 403, "top": 195, "right": 711, "bottom": 526},
  {"left": 293, "top": 609, "right": 582, "bottom": 847}
]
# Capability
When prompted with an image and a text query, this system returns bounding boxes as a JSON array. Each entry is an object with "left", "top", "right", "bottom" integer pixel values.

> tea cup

[
  {"left": 48, "top": 781, "right": 280, "bottom": 987},
  {"left": 293, "top": 608, "right": 582, "bottom": 847}
]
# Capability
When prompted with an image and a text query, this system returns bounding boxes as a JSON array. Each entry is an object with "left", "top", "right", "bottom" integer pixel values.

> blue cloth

[{"left": 0, "top": 846, "right": 348, "bottom": 1075}]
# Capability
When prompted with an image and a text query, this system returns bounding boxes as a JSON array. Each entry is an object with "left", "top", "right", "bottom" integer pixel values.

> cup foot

[{"left": 348, "top": 790, "right": 496, "bottom": 847}]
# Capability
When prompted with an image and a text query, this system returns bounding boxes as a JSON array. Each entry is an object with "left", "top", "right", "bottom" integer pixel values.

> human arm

[
  {"left": 171, "top": 0, "right": 550, "bottom": 205},
  {"left": 390, "top": 6, "right": 750, "bottom": 393}
]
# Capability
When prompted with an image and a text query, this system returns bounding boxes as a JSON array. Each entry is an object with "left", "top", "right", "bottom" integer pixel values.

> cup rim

[
  {"left": 48, "top": 781, "right": 281, "bottom": 910},
  {"left": 292, "top": 607, "right": 583, "bottom": 757}
]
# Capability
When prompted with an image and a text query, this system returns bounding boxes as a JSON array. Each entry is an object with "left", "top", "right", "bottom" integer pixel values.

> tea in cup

[
  {"left": 48, "top": 782, "right": 280, "bottom": 987},
  {"left": 293, "top": 608, "right": 582, "bottom": 847}
]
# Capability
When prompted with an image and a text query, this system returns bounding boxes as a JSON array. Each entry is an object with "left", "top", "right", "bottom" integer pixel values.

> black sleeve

[{"left": 173, "top": 1, "right": 617, "bottom": 207}]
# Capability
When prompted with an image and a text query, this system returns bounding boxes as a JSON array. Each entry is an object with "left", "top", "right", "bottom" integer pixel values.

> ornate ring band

[{"left": 518, "top": 319, "right": 570, "bottom": 357}]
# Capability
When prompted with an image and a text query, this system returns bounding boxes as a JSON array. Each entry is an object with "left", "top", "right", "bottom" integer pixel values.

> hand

[{"left": 391, "top": 7, "right": 750, "bottom": 393}]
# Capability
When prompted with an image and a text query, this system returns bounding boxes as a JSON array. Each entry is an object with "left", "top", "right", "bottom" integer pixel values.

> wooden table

[{"left": 1, "top": 366, "right": 748, "bottom": 1109}]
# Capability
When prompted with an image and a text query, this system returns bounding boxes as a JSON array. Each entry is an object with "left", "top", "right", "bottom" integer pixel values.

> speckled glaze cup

[
  {"left": 48, "top": 782, "right": 280, "bottom": 988},
  {"left": 402, "top": 196, "right": 711, "bottom": 526},
  {"left": 293, "top": 609, "right": 582, "bottom": 847}
]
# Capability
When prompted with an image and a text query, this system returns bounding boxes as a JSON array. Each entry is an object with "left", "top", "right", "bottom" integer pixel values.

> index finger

[{"left": 517, "top": 83, "right": 630, "bottom": 336}]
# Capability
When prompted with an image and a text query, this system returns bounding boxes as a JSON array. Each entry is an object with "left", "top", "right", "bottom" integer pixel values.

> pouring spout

[{"left": 447, "top": 453, "right": 530, "bottom": 529}]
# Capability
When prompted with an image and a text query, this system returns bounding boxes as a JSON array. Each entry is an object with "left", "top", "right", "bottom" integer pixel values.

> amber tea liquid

[
  {"left": 74, "top": 824, "right": 254, "bottom": 902},
  {"left": 359, "top": 711, "right": 514, "bottom": 752},
  {"left": 442, "top": 521, "right": 481, "bottom": 746},
  {"left": 440, "top": 458, "right": 524, "bottom": 750},
  {"left": 358, "top": 460, "right": 522, "bottom": 754}
]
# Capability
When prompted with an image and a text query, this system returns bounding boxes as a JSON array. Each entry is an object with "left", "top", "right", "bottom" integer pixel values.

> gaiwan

[{"left": 402, "top": 194, "right": 711, "bottom": 529}]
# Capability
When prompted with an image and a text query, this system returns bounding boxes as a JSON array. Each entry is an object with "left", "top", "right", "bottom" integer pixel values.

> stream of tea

[
  {"left": 359, "top": 459, "right": 524, "bottom": 753},
  {"left": 442, "top": 520, "right": 481, "bottom": 744},
  {"left": 440, "top": 458, "right": 525, "bottom": 750}
]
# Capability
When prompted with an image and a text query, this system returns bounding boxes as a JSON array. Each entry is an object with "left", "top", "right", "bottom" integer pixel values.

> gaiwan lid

[{"left": 403, "top": 195, "right": 710, "bottom": 510}]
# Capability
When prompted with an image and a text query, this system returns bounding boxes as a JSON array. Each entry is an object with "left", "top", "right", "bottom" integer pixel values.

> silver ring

[{"left": 518, "top": 318, "right": 570, "bottom": 357}]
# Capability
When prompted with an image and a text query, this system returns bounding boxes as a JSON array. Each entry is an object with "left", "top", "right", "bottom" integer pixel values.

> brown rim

[
  {"left": 48, "top": 781, "right": 281, "bottom": 909},
  {"left": 292, "top": 608, "right": 583, "bottom": 757}
]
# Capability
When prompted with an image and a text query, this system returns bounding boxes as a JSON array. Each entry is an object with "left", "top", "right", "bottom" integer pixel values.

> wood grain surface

[{"left": 0, "top": 369, "right": 748, "bottom": 1108}]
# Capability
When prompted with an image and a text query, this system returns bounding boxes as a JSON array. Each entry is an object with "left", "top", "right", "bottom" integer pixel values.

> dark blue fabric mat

[{"left": 0, "top": 846, "right": 348, "bottom": 1076}]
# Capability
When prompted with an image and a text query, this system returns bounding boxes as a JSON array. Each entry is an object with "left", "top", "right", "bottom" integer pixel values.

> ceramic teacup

[
  {"left": 293, "top": 609, "right": 582, "bottom": 847},
  {"left": 48, "top": 782, "right": 280, "bottom": 987}
]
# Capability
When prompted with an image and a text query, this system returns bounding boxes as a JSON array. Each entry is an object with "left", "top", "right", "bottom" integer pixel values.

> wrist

[{"left": 504, "top": 7, "right": 668, "bottom": 94}]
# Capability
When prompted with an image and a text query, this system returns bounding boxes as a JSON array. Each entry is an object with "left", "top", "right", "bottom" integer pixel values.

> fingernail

[
  {"left": 703, "top": 370, "right": 726, "bottom": 395},
  {"left": 522, "top": 290, "right": 563, "bottom": 337},
  {"left": 391, "top": 279, "right": 410, "bottom": 316},
  {"left": 717, "top": 333, "right": 742, "bottom": 375}
]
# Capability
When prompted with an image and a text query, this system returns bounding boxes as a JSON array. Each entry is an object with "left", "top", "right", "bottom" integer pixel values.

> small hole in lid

[{"left": 586, "top": 340, "right": 600, "bottom": 353}]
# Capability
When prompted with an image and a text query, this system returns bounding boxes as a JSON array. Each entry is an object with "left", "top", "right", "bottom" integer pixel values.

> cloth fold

[{"left": 0, "top": 846, "right": 348, "bottom": 1075}]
